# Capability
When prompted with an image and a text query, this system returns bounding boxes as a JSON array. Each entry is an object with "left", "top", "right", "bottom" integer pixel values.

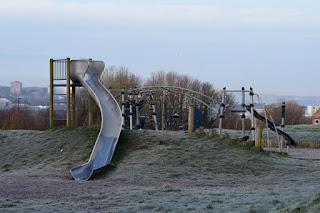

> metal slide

[
  {"left": 246, "top": 106, "right": 296, "bottom": 146},
  {"left": 70, "top": 60, "right": 122, "bottom": 180}
]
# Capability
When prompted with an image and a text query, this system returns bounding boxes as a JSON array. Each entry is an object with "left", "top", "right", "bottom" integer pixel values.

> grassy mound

[
  {"left": 218, "top": 124, "right": 320, "bottom": 142},
  {"left": 0, "top": 126, "right": 100, "bottom": 178},
  {"left": 0, "top": 126, "right": 313, "bottom": 182},
  {"left": 277, "top": 193, "right": 320, "bottom": 213},
  {"left": 1, "top": 127, "right": 320, "bottom": 212}
]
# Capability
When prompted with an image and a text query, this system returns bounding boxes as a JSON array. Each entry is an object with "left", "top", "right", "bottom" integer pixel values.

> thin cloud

[{"left": 0, "top": 0, "right": 308, "bottom": 27}]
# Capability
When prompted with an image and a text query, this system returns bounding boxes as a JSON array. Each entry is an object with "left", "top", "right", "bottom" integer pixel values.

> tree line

[{"left": 0, "top": 66, "right": 311, "bottom": 130}]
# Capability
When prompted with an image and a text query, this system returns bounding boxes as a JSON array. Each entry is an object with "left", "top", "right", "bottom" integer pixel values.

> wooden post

[
  {"left": 256, "top": 126, "right": 263, "bottom": 148},
  {"left": 208, "top": 129, "right": 216, "bottom": 138},
  {"left": 66, "top": 58, "right": 71, "bottom": 127},
  {"left": 188, "top": 105, "right": 194, "bottom": 133},
  {"left": 71, "top": 84, "right": 76, "bottom": 127},
  {"left": 49, "top": 58, "right": 54, "bottom": 128}
]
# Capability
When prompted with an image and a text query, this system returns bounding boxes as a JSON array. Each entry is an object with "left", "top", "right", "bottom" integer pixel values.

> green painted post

[
  {"left": 49, "top": 59, "right": 54, "bottom": 128},
  {"left": 66, "top": 58, "right": 71, "bottom": 127}
]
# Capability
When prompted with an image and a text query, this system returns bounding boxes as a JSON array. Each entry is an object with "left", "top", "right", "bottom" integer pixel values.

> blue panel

[
  {"left": 139, "top": 116, "right": 146, "bottom": 128},
  {"left": 194, "top": 107, "right": 202, "bottom": 131}
]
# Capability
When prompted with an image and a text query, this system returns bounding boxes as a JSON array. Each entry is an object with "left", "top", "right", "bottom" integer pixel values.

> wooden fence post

[{"left": 188, "top": 105, "right": 194, "bottom": 133}]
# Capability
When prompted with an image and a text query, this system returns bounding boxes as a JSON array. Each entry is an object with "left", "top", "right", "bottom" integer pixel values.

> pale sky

[{"left": 0, "top": 0, "right": 319, "bottom": 96}]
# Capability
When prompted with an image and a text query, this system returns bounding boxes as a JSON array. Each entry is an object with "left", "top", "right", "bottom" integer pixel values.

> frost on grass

[
  {"left": 0, "top": 127, "right": 320, "bottom": 212},
  {"left": 217, "top": 124, "right": 320, "bottom": 142},
  {"left": 275, "top": 193, "right": 320, "bottom": 213}
]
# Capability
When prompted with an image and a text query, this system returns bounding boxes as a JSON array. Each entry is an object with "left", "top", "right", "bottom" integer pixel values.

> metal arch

[
  {"left": 151, "top": 89, "right": 210, "bottom": 107},
  {"left": 133, "top": 86, "right": 218, "bottom": 103},
  {"left": 111, "top": 86, "right": 218, "bottom": 108},
  {"left": 112, "top": 89, "right": 210, "bottom": 107}
]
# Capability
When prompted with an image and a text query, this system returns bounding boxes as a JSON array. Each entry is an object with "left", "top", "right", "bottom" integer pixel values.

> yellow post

[
  {"left": 88, "top": 94, "right": 93, "bottom": 126},
  {"left": 71, "top": 84, "right": 76, "bottom": 127},
  {"left": 188, "top": 105, "right": 194, "bottom": 133},
  {"left": 49, "top": 59, "right": 54, "bottom": 128},
  {"left": 66, "top": 58, "right": 71, "bottom": 127},
  {"left": 256, "top": 126, "right": 263, "bottom": 148},
  {"left": 208, "top": 129, "right": 216, "bottom": 138}
]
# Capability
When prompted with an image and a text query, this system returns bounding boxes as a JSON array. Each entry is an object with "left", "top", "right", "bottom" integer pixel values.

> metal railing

[{"left": 53, "top": 59, "right": 67, "bottom": 80}]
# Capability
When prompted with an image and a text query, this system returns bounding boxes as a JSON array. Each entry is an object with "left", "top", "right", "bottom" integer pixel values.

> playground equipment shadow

[{"left": 0, "top": 126, "right": 320, "bottom": 212}]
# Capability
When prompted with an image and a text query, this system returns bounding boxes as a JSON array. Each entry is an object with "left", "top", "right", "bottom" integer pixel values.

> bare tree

[
  {"left": 267, "top": 100, "right": 311, "bottom": 125},
  {"left": 143, "top": 71, "right": 228, "bottom": 129},
  {"left": 101, "top": 66, "right": 143, "bottom": 90}
]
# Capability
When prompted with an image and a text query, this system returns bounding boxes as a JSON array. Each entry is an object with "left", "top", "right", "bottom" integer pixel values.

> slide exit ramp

[
  {"left": 70, "top": 60, "right": 122, "bottom": 180},
  {"left": 247, "top": 106, "right": 296, "bottom": 146}
]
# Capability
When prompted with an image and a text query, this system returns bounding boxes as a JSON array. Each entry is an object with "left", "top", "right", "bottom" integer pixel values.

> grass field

[
  {"left": 217, "top": 124, "right": 320, "bottom": 142},
  {"left": 0, "top": 126, "right": 320, "bottom": 212}
]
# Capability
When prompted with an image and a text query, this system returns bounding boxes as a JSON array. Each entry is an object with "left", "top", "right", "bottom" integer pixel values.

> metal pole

[
  {"left": 281, "top": 102, "right": 286, "bottom": 150},
  {"left": 72, "top": 84, "right": 76, "bottom": 127},
  {"left": 121, "top": 87, "right": 126, "bottom": 128},
  {"left": 49, "top": 59, "right": 54, "bottom": 128},
  {"left": 66, "top": 58, "right": 71, "bottom": 127},
  {"left": 129, "top": 89, "right": 133, "bottom": 130},
  {"left": 188, "top": 105, "right": 195, "bottom": 133},
  {"left": 162, "top": 89, "right": 166, "bottom": 130},
  {"left": 250, "top": 87, "right": 255, "bottom": 143},
  {"left": 151, "top": 92, "right": 158, "bottom": 131},
  {"left": 135, "top": 88, "right": 140, "bottom": 128},
  {"left": 241, "top": 87, "right": 246, "bottom": 140},
  {"left": 218, "top": 87, "right": 226, "bottom": 136}
]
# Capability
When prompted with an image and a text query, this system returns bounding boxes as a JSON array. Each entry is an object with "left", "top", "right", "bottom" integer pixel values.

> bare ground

[{"left": 0, "top": 127, "right": 320, "bottom": 212}]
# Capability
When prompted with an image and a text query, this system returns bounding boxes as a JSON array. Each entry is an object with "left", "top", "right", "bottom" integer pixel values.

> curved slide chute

[
  {"left": 247, "top": 106, "right": 296, "bottom": 146},
  {"left": 70, "top": 60, "right": 122, "bottom": 180}
]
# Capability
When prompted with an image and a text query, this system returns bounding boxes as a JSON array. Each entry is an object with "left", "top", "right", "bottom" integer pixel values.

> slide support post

[
  {"left": 121, "top": 87, "right": 126, "bottom": 128},
  {"left": 129, "top": 89, "right": 133, "bottom": 130},
  {"left": 241, "top": 87, "right": 246, "bottom": 140},
  {"left": 250, "top": 87, "right": 255, "bottom": 143},
  {"left": 218, "top": 87, "right": 226, "bottom": 136}
]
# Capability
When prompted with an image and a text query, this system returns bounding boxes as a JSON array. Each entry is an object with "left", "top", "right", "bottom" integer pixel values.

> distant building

[
  {"left": 10, "top": 81, "right": 22, "bottom": 94},
  {"left": 305, "top": 106, "right": 320, "bottom": 117},
  {"left": 312, "top": 110, "right": 320, "bottom": 124},
  {"left": 0, "top": 98, "right": 13, "bottom": 109}
]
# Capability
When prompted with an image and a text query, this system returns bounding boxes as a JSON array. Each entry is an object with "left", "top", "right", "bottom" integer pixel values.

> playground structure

[
  {"left": 49, "top": 59, "right": 216, "bottom": 130},
  {"left": 69, "top": 60, "right": 122, "bottom": 180},
  {"left": 49, "top": 58, "right": 296, "bottom": 180},
  {"left": 218, "top": 87, "right": 296, "bottom": 150},
  {"left": 108, "top": 86, "right": 217, "bottom": 131},
  {"left": 50, "top": 59, "right": 122, "bottom": 180}
]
